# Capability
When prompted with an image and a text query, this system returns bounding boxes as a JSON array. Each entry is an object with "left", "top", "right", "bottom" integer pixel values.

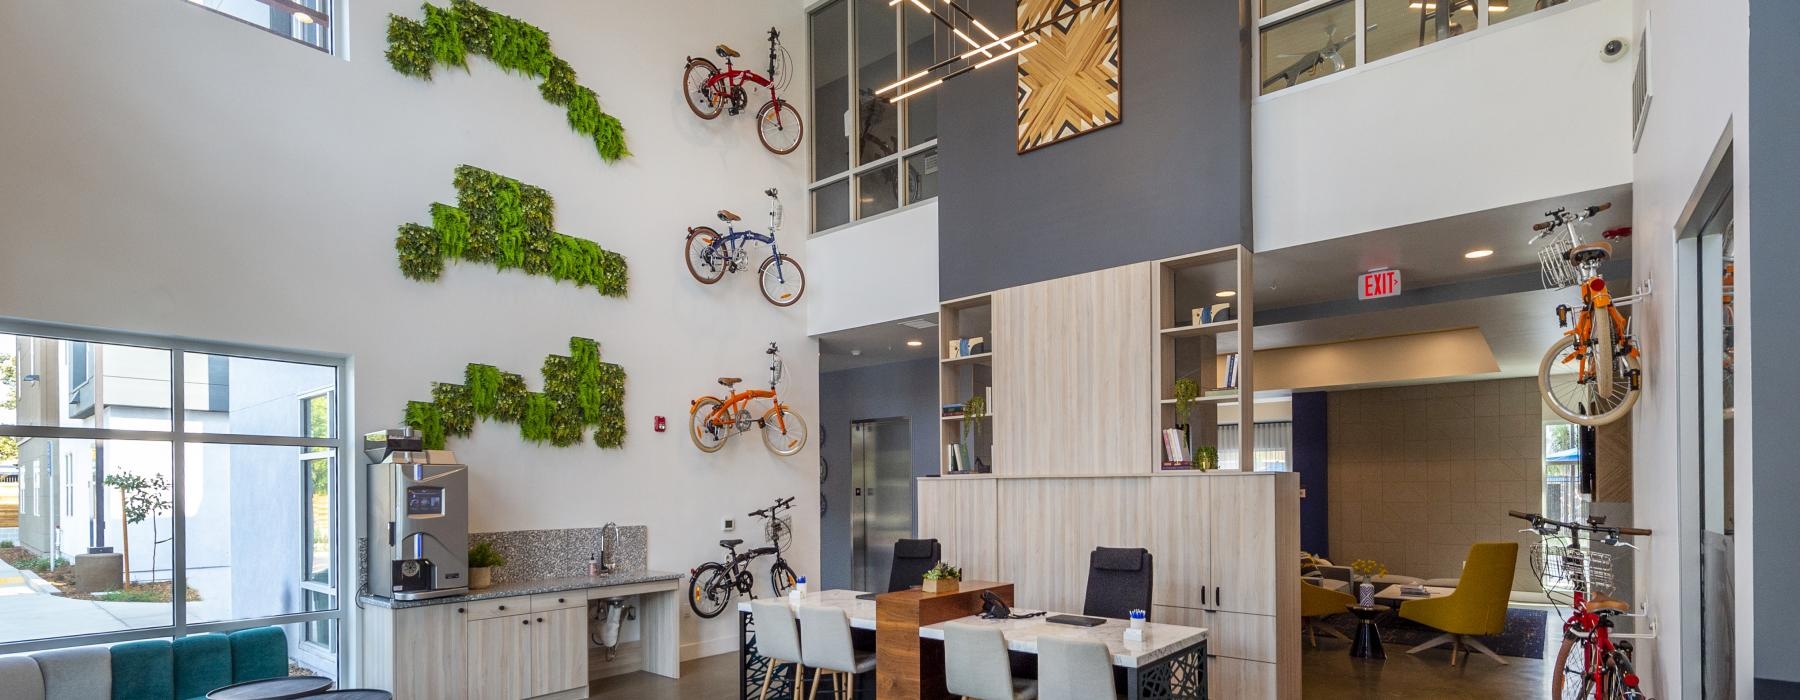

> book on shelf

[
  {"left": 945, "top": 336, "right": 990, "bottom": 359},
  {"left": 1211, "top": 302, "right": 1233, "bottom": 323},
  {"left": 942, "top": 403, "right": 965, "bottom": 417},
  {"left": 946, "top": 443, "right": 964, "bottom": 472},
  {"left": 1161, "top": 428, "right": 1191, "bottom": 467}
]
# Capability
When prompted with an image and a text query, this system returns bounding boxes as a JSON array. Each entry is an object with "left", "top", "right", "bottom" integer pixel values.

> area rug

[{"left": 1322, "top": 607, "right": 1549, "bottom": 659}]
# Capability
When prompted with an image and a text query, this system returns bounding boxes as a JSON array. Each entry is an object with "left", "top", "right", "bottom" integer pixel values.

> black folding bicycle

[{"left": 688, "top": 496, "right": 799, "bottom": 619}]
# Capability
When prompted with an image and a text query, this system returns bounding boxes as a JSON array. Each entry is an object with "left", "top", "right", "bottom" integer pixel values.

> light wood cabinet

[
  {"left": 362, "top": 598, "right": 468, "bottom": 700},
  {"left": 466, "top": 615, "right": 533, "bottom": 700},
  {"left": 1149, "top": 477, "right": 1210, "bottom": 609},
  {"left": 530, "top": 607, "right": 590, "bottom": 697},
  {"left": 1209, "top": 656, "right": 1279, "bottom": 700},
  {"left": 1208, "top": 476, "right": 1281, "bottom": 616},
  {"left": 996, "top": 477, "right": 1151, "bottom": 613},
  {"left": 916, "top": 477, "right": 1000, "bottom": 580}
]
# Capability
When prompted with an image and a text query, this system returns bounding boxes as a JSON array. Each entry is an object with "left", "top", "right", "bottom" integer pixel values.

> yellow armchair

[
  {"left": 1398, "top": 542, "right": 1518, "bottom": 666},
  {"left": 1300, "top": 581, "right": 1355, "bottom": 647}
]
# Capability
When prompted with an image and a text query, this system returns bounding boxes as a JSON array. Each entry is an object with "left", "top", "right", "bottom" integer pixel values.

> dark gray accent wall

[
  {"left": 817, "top": 357, "right": 941, "bottom": 590},
  {"left": 1750, "top": 0, "right": 1800, "bottom": 687},
  {"left": 1291, "top": 391, "right": 1328, "bottom": 557},
  {"left": 936, "top": 0, "right": 1250, "bottom": 300}
]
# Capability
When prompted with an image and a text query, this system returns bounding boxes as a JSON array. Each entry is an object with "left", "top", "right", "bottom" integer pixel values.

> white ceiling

[{"left": 818, "top": 313, "right": 940, "bottom": 372}]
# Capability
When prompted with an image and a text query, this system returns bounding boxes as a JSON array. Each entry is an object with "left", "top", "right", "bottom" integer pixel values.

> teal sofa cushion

[
  {"left": 172, "top": 633, "right": 233, "bottom": 700},
  {"left": 110, "top": 639, "right": 173, "bottom": 700},
  {"left": 226, "top": 627, "right": 288, "bottom": 683}
]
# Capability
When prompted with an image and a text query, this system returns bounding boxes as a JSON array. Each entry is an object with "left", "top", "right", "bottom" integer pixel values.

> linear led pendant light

[{"left": 879, "top": 0, "right": 1107, "bottom": 104}]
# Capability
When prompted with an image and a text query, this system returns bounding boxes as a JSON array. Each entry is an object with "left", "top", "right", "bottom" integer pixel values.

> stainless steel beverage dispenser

[{"left": 366, "top": 430, "right": 469, "bottom": 600}]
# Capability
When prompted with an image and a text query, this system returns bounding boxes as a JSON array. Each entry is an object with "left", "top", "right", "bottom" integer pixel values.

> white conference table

[{"left": 737, "top": 589, "right": 1210, "bottom": 698}]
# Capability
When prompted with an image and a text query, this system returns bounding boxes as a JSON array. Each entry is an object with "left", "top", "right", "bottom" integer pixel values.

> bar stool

[
  {"left": 798, "top": 606, "right": 875, "bottom": 699},
  {"left": 943, "top": 623, "right": 1038, "bottom": 700},
  {"left": 1036, "top": 636, "right": 1120, "bottom": 700},
  {"left": 750, "top": 599, "right": 806, "bottom": 700}
]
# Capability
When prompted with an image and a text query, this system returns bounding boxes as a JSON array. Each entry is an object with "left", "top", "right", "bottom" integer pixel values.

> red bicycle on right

[
  {"left": 1510, "top": 510, "right": 1653, "bottom": 700},
  {"left": 682, "top": 28, "right": 804, "bottom": 156}
]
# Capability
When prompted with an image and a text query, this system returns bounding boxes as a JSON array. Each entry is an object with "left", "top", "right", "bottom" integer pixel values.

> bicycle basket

[
  {"left": 1531, "top": 542, "right": 1615, "bottom": 595},
  {"left": 765, "top": 515, "right": 793, "bottom": 553},
  {"left": 1537, "top": 234, "right": 1580, "bottom": 290}
]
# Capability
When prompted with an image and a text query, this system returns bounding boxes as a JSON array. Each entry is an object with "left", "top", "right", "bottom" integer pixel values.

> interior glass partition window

[
  {"left": 1259, "top": 1, "right": 1358, "bottom": 95},
  {"left": 0, "top": 326, "right": 346, "bottom": 679},
  {"left": 186, "top": 0, "right": 333, "bottom": 52},
  {"left": 808, "top": 0, "right": 944, "bottom": 233},
  {"left": 1259, "top": 0, "right": 1559, "bottom": 95}
]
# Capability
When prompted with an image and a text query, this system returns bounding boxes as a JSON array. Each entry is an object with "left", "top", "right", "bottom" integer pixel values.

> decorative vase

[
  {"left": 470, "top": 566, "right": 493, "bottom": 590},
  {"left": 1357, "top": 578, "right": 1375, "bottom": 607},
  {"left": 922, "top": 578, "right": 959, "bottom": 594}
]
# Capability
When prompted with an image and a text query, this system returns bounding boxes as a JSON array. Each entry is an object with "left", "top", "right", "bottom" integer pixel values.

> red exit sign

[{"left": 1360, "top": 269, "right": 1402, "bottom": 299}]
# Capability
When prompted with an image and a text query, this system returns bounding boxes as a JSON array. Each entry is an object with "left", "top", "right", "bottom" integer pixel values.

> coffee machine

[{"left": 366, "top": 430, "right": 469, "bottom": 600}]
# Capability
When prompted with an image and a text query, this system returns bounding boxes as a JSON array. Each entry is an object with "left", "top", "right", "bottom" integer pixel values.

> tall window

[
  {"left": 1219, "top": 421, "right": 1294, "bottom": 471},
  {"left": 0, "top": 322, "right": 346, "bottom": 680},
  {"left": 809, "top": 0, "right": 945, "bottom": 233},
  {"left": 184, "top": 0, "right": 334, "bottom": 53},
  {"left": 1257, "top": 0, "right": 1580, "bottom": 96}
]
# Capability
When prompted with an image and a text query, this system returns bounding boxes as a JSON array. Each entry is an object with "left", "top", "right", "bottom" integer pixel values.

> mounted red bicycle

[
  {"left": 683, "top": 28, "right": 804, "bottom": 156},
  {"left": 1510, "top": 510, "right": 1652, "bottom": 700}
]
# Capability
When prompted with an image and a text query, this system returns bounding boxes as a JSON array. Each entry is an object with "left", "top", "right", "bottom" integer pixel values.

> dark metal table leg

[{"left": 1130, "top": 640, "right": 1208, "bottom": 699}]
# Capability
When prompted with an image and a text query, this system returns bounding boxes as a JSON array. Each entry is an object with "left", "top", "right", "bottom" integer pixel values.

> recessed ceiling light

[
  {"left": 1215, "top": 290, "right": 1236, "bottom": 298},
  {"left": 294, "top": 12, "right": 314, "bottom": 24},
  {"left": 1464, "top": 249, "right": 1495, "bottom": 259},
  {"left": 906, "top": 340, "right": 923, "bottom": 347}
]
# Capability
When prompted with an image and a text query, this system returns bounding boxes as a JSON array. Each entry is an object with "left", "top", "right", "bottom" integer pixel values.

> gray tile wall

[
  {"left": 1326, "top": 378, "right": 1543, "bottom": 591},
  {"left": 469, "top": 525, "right": 648, "bottom": 584}
]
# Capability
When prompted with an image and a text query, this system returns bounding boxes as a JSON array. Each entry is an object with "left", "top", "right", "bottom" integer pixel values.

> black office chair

[
  {"left": 887, "top": 538, "right": 942, "bottom": 592},
  {"left": 1083, "top": 547, "right": 1154, "bottom": 620}
]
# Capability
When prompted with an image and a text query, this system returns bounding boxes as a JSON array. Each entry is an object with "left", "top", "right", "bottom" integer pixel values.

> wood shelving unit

[
  {"left": 939, "top": 292, "right": 995, "bottom": 475},
  {"left": 1152, "top": 245, "right": 1254, "bottom": 472}
]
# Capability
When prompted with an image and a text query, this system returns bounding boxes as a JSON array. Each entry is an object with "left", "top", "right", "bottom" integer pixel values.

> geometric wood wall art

[{"left": 1016, "top": 0, "right": 1121, "bottom": 153}]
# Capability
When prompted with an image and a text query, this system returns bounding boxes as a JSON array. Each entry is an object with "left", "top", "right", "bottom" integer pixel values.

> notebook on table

[{"left": 1044, "top": 614, "right": 1106, "bottom": 627}]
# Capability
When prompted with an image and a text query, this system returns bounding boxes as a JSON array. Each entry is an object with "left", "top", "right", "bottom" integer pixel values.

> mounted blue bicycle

[{"left": 685, "top": 188, "right": 806, "bottom": 307}]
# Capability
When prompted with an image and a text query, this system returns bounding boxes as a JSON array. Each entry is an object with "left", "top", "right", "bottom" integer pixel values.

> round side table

[
  {"left": 1346, "top": 604, "right": 1390, "bottom": 660},
  {"left": 205, "top": 676, "right": 334, "bottom": 699}
]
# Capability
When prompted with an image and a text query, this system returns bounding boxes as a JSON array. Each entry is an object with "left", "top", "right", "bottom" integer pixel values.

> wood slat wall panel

[
  {"left": 996, "top": 477, "right": 1150, "bottom": 613},
  {"left": 990, "top": 263, "right": 1157, "bottom": 476},
  {"left": 916, "top": 478, "right": 1000, "bottom": 580}
]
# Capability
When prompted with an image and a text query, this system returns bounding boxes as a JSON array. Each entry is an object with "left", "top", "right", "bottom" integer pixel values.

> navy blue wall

[
  {"left": 935, "top": 0, "right": 1250, "bottom": 299},
  {"left": 817, "top": 358, "right": 941, "bottom": 590},
  {"left": 1291, "top": 392, "right": 1329, "bottom": 557}
]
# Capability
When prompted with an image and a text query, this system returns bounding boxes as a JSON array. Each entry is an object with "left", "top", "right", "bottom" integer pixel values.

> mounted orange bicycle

[
  {"left": 1531, "top": 203, "right": 1644, "bottom": 426},
  {"left": 690, "top": 343, "right": 807, "bottom": 456}
]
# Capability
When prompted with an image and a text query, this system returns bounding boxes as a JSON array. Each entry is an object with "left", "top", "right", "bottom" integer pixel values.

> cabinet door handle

[
  {"left": 522, "top": 620, "right": 530, "bottom": 626},
  {"left": 498, "top": 605, "right": 507, "bottom": 611},
  {"left": 1215, "top": 586, "right": 1221, "bottom": 606},
  {"left": 557, "top": 598, "right": 566, "bottom": 603},
  {"left": 1201, "top": 586, "right": 1207, "bottom": 606},
  {"left": 456, "top": 607, "right": 465, "bottom": 613}
]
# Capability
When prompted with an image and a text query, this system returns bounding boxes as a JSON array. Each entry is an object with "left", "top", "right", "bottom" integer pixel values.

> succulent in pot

[
  {"left": 921, "top": 561, "right": 963, "bottom": 593},
  {"left": 468, "top": 542, "right": 507, "bottom": 590}
]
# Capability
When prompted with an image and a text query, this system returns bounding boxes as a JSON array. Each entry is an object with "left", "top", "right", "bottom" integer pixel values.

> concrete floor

[{"left": 588, "top": 653, "right": 741, "bottom": 700}]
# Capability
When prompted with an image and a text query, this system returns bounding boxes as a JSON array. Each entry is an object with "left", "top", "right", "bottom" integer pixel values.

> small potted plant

[
  {"left": 468, "top": 542, "right": 507, "bottom": 590},
  {"left": 921, "top": 562, "right": 962, "bottom": 593}
]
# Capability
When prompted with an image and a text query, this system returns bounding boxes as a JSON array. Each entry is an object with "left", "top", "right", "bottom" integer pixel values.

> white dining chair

[
  {"left": 750, "top": 599, "right": 806, "bottom": 700},
  {"left": 943, "top": 623, "right": 1038, "bottom": 700},
  {"left": 1036, "top": 636, "right": 1121, "bottom": 700},
  {"left": 798, "top": 605, "right": 875, "bottom": 699}
]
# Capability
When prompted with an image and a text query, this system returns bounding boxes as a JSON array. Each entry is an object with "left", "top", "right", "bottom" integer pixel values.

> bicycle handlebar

[
  {"left": 748, "top": 496, "right": 797, "bottom": 518},
  {"left": 1589, "top": 202, "right": 1612, "bottom": 215},
  {"left": 1532, "top": 221, "right": 1555, "bottom": 231},
  {"left": 1509, "top": 510, "right": 1651, "bottom": 537}
]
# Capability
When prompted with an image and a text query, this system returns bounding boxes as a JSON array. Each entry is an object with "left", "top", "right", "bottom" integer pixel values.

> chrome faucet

[{"left": 598, "top": 522, "right": 618, "bottom": 575}]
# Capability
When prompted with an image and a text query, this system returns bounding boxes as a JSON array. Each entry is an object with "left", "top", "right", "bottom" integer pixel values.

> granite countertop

[
  {"left": 918, "top": 610, "right": 1207, "bottom": 668},
  {"left": 360, "top": 569, "right": 683, "bottom": 609}
]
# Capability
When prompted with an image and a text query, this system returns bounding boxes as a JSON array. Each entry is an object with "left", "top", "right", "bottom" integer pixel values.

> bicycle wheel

[
  {"left": 1552, "top": 636, "right": 1596, "bottom": 700},
  {"left": 769, "top": 560, "right": 798, "bottom": 596},
  {"left": 755, "top": 99, "right": 804, "bottom": 155},
  {"left": 761, "top": 405, "right": 808, "bottom": 456},
  {"left": 688, "top": 562, "right": 733, "bottom": 619},
  {"left": 683, "top": 58, "right": 723, "bottom": 120},
  {"left": 685, "top": 227, "right": 727, "bottom": 284},
  {"left": 764, "top": 515, "right": 793, "bottom": 553},
  {"left": 1539, "top": 334, "right": 1640, "bottom": 426},
  {"left": 1594, "top": 308, "right": 1616, "bottom": 399},
  {"left": 757, "top": 254, "right": 805, "bottom": 307},
  {"left": 690, "top": 397, "right": 729, "bottom": 452}
]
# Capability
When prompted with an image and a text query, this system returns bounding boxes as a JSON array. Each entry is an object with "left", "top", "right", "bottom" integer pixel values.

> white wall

[
  {"left": 0, "top": 0, "right": 816, "bottom": 666},
  {"left": 805, "top": 202, "right": 940, "bottom": 335},
  {"left": 1252, "top": 0, "right": 1636, "bottom": 252},
  {"left": 1626, "top": 0, "right": 1749, "bottom": 695}
]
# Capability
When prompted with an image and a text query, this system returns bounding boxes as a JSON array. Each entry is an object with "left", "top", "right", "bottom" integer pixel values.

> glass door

[{"left": 1698, "top": 219, "right": 1736, "bottom": 698}]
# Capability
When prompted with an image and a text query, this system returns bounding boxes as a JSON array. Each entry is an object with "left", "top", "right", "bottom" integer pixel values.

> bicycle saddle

[
  {"left": 715, "top": 44, "right": 740, "bottom": 58},
  {"left": 718, "top": 376, "right": 742, "bottom": 387},
  {"left": 717, "top": 209, "right": 741, "bottom": 222},
  {"left": 719, "top": 538, "right": 743, "bottom": 548},
  {"left": 1570, "top": 241, "right": 1613, "bottom": 264},
  {"left": 1587, "top": 593, "right": 1632, "bottom": 613}
]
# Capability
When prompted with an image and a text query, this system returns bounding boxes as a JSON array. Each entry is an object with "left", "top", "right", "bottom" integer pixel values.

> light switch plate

[{"left": 722, "top": 517, "right": 735, "bottom": 531}]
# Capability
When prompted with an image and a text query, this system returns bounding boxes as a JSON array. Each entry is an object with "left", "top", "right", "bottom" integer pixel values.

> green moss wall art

[
  {"left": 396, "top": 165, "right": 627, "bottom": 295},
  {"left": 405, "top": 337, "right": 626, "bottom": 450},
  {"left": 386, "top": 0, "right": 629, "bottom": 163}
]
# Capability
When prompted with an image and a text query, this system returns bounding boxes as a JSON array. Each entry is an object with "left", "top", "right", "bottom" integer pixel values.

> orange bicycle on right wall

[
  {"left": 689, "top": 343, "right": 808, "bottom": 456},
  {"left": 1531, "top": 203, "right": 1645, "bottom": 426}
]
